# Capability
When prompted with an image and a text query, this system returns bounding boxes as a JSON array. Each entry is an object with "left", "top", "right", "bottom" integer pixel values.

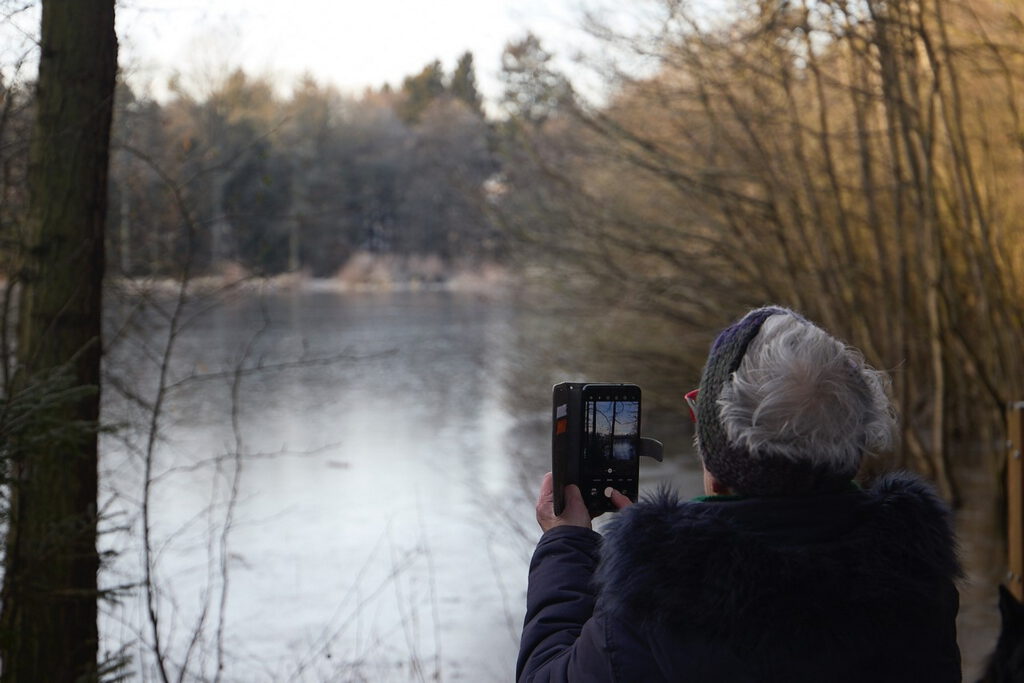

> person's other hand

[
  {"left": 535, "top": 472, "right": 591, "bottom": 532},
  {"left": 603, "top": 486, "right": 633, "bottom": 511}
]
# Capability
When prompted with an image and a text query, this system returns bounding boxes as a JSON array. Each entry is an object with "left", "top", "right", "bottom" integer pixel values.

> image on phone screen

[{"left": 584, "top": 397, "right": 639, "bottom": 472}]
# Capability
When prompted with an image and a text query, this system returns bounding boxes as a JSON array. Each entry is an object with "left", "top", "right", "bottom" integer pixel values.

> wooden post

[{"left": 1008, "top": 403, "right": 1024, "bottom": 601}]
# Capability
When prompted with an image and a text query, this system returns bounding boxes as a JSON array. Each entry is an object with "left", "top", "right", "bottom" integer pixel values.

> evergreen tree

[
  {"left": 500, "top": 33, "right": 572, "bottom": 126},
  {"left": 397, "top": 60, "right": 445, "bottom": 124},
  {"left": 450, "top": 51, "right": 483, "bottom": 116}
]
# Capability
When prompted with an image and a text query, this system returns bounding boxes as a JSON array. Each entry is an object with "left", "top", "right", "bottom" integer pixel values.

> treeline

[
  {"left": 117, "top": 52, "right": 504, "bottom": 277},
  {"left": 501, "top": 0, "right": 1024, "bottom": 499},
  {"left": 3, "top": 49, "right": 553, "bottom": 278}
]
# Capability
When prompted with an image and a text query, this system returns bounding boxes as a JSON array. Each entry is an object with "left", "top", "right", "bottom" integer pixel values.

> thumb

[{"left": 604, "top": 486, "right": 633, "bottom": 510}]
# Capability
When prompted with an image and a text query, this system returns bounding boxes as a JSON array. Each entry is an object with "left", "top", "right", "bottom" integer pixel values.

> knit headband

[{"left": 696, "top": 307, "right": 857, "bottom": 496}]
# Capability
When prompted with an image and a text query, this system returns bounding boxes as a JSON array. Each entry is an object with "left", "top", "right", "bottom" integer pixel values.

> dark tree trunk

[{"left": 0, "top": 1, "right": 117, "bottom": 680}]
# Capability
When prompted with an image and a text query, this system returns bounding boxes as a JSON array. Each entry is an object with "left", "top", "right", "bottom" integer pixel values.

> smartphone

[{"left": 552, "top": 382, "right": 641, "bottom": 516}]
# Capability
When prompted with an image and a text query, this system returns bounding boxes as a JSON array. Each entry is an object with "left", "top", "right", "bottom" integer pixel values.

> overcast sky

[{"left": 109, "top": 0, "right": 609, "bottom": 103}]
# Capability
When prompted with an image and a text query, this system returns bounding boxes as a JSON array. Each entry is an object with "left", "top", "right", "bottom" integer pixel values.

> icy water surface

[{"left": 100, "top": 287, "right": 699, "bottom": 681}]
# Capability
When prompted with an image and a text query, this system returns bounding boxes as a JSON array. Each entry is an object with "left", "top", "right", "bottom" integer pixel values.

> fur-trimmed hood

[{"left": 595, "top": 472, "right": 959, "bottom": 639}]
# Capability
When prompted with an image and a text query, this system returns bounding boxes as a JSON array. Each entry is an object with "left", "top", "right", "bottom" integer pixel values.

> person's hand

[
  {"left": 536, "top": 472, "right": 590, "bottom": 531},
  {"left": 535, "top": 473, "right": 634, "bottom": 532},
  {"left": 603, "top": 485, "right": 633, "bottom": 512}
]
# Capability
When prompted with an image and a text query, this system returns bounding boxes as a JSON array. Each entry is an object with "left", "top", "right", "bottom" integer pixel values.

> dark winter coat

[{"left": 517, "top": 473, "right": 961, "bottom": 682}]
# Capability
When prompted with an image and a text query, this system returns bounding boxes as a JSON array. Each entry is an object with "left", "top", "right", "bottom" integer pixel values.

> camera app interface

[{"left": 583, "top": 396, "right": 639, "bottom": 475}]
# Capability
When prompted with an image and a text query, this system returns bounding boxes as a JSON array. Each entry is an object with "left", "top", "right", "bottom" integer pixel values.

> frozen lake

[{"left": 99, "top": 286, "right": 699, "bottom": 681}]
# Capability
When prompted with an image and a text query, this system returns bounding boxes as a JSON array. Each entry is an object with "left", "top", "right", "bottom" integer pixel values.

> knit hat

[{"left": 696, "top": 307, "right": 859, "bottom": 496}]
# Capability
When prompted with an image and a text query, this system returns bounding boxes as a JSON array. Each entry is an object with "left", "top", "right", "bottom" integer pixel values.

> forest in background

[
  {"left": 2, "top": 0, "right": 1024, "bottom": 678},
  {"left": 1, "top": 47, "right": 531, "bottom": 280}
]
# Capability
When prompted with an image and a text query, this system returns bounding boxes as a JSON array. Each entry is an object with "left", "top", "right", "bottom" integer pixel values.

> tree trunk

[{"left": 0, "top": 1, "right": 117, "bottom": 680}]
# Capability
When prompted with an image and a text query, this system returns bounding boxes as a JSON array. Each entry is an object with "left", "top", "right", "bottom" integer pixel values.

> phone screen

[{"left": 582, "top": 389, "right": 640, "bottom": 478}]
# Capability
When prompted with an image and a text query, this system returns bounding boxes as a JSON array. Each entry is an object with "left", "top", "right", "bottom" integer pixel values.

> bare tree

[{"left": 500, "top": 0, "right": 1024, "bottom": 501}]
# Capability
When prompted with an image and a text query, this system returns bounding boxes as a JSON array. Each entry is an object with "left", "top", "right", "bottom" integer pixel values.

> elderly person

[{"left": 517, "top": 306, "right": 961, "bottom": 682}]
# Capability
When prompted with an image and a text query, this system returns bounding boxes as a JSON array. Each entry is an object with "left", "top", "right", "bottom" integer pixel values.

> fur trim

[{"left": 595, "top": 472, "right": 959, "bottom": 639}]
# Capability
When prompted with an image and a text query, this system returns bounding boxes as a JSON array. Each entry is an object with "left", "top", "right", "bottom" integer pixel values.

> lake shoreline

[{"left": 107, "top": 253, "right": 516, "bottom": 298}]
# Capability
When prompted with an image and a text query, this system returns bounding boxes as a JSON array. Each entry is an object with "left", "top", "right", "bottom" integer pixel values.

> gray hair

[{"left": 717, "top": 313, "right": 896, "bottom": 471}]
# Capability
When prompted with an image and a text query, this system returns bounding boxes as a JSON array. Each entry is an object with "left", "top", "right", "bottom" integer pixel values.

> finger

[
  {"left": 604, "top": 486, "right": 633, "bottom": 510},
  {"left": 537, "top": 472, "right": 553, "bottom": 504}
]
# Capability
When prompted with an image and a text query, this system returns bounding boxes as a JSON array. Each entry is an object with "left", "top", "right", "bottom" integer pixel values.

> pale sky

[{"left": 112, "top": 0, "right": 611, "bottom": 104}]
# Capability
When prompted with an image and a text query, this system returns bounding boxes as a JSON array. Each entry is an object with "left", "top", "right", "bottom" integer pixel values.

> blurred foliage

[{"left": 498, "top": 0, "right": 1024, "bottom": 501}]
